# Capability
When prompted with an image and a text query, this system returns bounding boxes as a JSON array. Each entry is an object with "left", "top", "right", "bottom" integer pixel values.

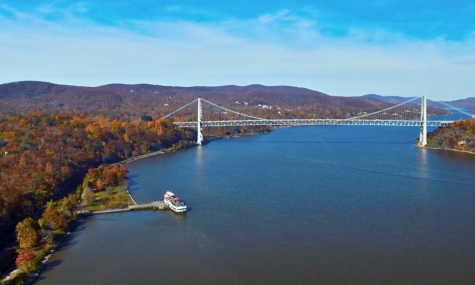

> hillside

[
  {"left": 0, "top": 113, "right": 195, "bottom": 249},
  {"left": 447, "top": 98, "right": 475, "bottom": 111},
  {"left": 357, "top": 94, "right": 412, "bottom": 105},
  {"left": 0, "top": 81, "right": 440, "bottom": 121},
  {"left": 426, "top": 118, "right": 475, "bottom": 152}
]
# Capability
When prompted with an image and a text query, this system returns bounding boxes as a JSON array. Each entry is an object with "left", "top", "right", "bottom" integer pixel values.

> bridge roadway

[{"left": 173, "top": 119, "right": 454, "bottom": 128}]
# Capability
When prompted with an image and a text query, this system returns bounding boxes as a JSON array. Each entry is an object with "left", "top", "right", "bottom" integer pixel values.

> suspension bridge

[{"left": 160, "top": 95, "right": 473, "bottom": 146}]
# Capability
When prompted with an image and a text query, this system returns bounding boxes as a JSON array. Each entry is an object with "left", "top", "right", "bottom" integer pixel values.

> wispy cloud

[{"left": 0, "top": 3, "right": 474, "bottom": 100}]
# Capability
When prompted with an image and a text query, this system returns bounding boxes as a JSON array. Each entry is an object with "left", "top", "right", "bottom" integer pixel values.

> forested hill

[
  {"left": 0, "top": 112, "right": 196, "bottom": 248},
  {"left": 426, "top": 118, "right": 475, "bottom": 152},
  {"left": 0, "top": 81, "right": 439, "bottom": 121}
]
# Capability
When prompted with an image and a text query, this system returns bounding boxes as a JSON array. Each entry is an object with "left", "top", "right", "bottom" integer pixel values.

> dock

[
  {"left": 129, "top": 200, "right": 167, "bottom": 210},
  {"left": 78, "top": 201, "right": 168, "bottom": 215}
]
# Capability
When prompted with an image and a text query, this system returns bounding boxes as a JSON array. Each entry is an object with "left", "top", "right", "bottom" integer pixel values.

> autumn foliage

[
  {"left": 0, "top": 113, "right": 195, "bottom": 246},
  {"left": 427, "top": 118, "right": 475, "bottom": 151},
  {"left": 15, "top": 249, "right": 36, "bottom": 273},
  {"left": 15, "top": 217, "right": 39, "bottom": 249},
  {"left": 42, "top": 208, "right": 68, "bottom": 232}
]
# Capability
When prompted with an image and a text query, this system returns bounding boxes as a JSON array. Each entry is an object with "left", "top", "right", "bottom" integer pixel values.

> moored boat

[{"left": 164, "top": 191, "right": 187, "bottom": 213}]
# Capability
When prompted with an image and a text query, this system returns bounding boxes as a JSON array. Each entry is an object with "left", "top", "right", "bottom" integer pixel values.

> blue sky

[{"left": 1, "top": 0, "right": 474, "bottom": 99}]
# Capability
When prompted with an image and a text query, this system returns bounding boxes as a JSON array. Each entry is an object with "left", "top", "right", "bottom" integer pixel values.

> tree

[
  {"left": 16, "top": 217, "right": 39, "bottom": 249},
  {"left": 119, "top": 165, "right": 129, "bottom": 176},
  {"left": 178, "top": 140, "right": 186, "bottom": 149},
  {"left": 42, "top": 207, "right": 67, "bottom": 232},
  {"left": 16, "top": 249, "right": 36, "bottom": 274},
  {"left": 38, "top": 218, "right": 47, "bottom": 231},
  {"left": 60, "top": 195, "right": 76, "bottom": 219},
  {"left": 81, "top": 187, "right": 95, "bottom": 205},
  {"left": 85, "top": 167, "right": 101, "bottom": 185},
  {"left": 141, "top": 115, "right": 153, "bottom": 122},
  {"left": 141, "top": 142, "right": 150, "bottom": 153},
  {"left": 67, "top": 193, "right": 78, "bottom": 208},
  {"left": 102, "top": 165, "right": 123, "bottom": 186}
]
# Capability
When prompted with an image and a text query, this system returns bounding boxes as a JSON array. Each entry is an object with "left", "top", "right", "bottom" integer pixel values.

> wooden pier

[
  {"left": 78, "top": 201, "right": 168, "bottom": 215},
  {"left": 129, "top": 200, "right": 167, "bottom": 210}
]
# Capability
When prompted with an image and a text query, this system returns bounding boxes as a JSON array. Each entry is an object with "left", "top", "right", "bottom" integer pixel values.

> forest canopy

[{"left": 0, "top": 112, "right": 195, "bottom": 247}]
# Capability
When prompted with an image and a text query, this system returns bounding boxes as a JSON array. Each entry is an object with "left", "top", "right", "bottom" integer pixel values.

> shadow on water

[
  {"left": 126, "top": 174, "right": 140, "bottom": 187},
  {"left": 127, "top": 174, "right": 140, "bottom": 197},
  {"left": 40, "top": 259, "right": 63, "bottom": 274},
  {"left": 54, "top": 236, "right": 78, "bottom": 253},
  {"left": 32, "top": 260, "right": 63, "bottom": 283},
  {"left": 431, "top": 148, "right": 475, "bottom": 162},
  {"left": 54, "top": 221, "right": 89, "bottom": 253},
  {"left": 165, "top": 210, "right": 189, "bottom": 221}
]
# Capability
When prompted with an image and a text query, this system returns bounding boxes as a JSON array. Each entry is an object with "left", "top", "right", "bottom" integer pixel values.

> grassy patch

[{"left": 85, "top": 187, "right": 133, "bottom": 211}]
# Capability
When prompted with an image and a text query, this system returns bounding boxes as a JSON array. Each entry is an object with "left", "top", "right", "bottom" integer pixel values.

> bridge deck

[{"left": 174, "top": 119, "right": 454, "bottom": 128}]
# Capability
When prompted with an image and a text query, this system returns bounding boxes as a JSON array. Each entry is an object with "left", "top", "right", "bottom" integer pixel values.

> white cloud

[{"left": 0, "top": 6, "right": 474, "bottom": 100}]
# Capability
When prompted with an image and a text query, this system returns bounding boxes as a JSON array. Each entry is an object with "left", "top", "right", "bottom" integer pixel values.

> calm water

[{"left": 36, "top": 124, "right": 475, "bottom": 285}]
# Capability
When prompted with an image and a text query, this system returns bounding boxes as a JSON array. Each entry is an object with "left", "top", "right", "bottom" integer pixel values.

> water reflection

[{"left": 417, "top": 147, "right": 428, "bottom": 179}]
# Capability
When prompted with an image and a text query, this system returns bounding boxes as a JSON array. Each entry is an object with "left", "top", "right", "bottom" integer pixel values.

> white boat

[{"left": 164, "top": 191, "right": 187, "bottom": 213}]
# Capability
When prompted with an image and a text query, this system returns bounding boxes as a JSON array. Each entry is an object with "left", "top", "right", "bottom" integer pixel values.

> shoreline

[
  {"left": 118, "top": 150, "right": 164, "bottom": 164},
  {"left": 2, "top": 133, "right": 264, "bottom": 284},
  {"left": 416, "top": 145, "right": 475, "bottom": 155},
  {"left": 1, "top": 218, "right": 86, "bottom": 285},
  {"left": 1, "top": 146, "right": 188, "bottom": 284},
  {"left": 23, "top": 218, "right": 86, "bottom": 285}
]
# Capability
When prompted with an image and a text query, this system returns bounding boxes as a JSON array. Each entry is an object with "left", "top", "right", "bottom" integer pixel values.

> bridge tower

[
  {"left": 419, "top": 95, "right": 427, "bottom": 146},
  {"left": 197, "top": 98, "right": 204, "bottom": 145}
]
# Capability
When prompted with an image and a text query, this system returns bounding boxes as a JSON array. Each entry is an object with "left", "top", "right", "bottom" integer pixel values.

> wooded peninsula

[{"left": 426, "top": 118, "right": 475, "bottom": 152}]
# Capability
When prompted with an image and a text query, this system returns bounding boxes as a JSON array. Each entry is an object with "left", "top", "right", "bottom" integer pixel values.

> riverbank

[
  {"left": 1, "top": 218, "right": 84, "bottom": 285},
  {"left": 2, "top": 135, "right": 256, "bottom": 284},
  {"left": 119, "top": 144, "right": 198, "bottom": 165},
  {"left": 1, "top": 150, "right": 177, "bottom": 284},
  {"left": 118, "top": 150, "right": 164, "bottom": 164},
  {"left": 417, "top": 145, "right": 475, "bottom": 155}
]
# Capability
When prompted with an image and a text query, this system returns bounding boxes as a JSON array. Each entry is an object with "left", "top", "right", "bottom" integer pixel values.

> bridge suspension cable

[
  {"left": 200, "top": 98, "right": 264, "bottom": 120},
  {"left": 433, "top": 100, "right": 474, "bottom": 118},
  {"left": 160, "top": 98, "right": 198, "bottom": 120},
  {"left": 348, "top": 97, "right": 420, "bottom": 120}
]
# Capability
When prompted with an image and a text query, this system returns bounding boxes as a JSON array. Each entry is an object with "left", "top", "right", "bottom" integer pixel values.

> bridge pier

[
  {"left": 197, "top": 98, "right": 204, "bottom": 145},
  {"left": 419, "top": 95, "right": 427, "bottom": 146}
]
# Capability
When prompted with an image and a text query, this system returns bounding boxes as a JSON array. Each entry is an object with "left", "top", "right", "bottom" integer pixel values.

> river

[{"left": 35, "top": 123, "right": 475, "bottom": 284}]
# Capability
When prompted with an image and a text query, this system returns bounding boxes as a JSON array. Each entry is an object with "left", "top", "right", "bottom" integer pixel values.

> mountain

[
  {"left": 358, "top": 94, "right": 475, "bottom": 111},
  {"left": 357, "top": 94, "right": 412, "bottom": 105},
  {"left": 446, "top": 98, "right": 475, "bottom": 111},
  {"left": 0, "top": 81, "right": 450, "bottom": 120}
]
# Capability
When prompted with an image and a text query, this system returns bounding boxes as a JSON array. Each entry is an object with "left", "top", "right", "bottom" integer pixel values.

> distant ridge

[
  {"left": 0, "top": 81, "right": 468, "bottom": 119},
  {"left": 357, "top": 94, "right": 413, "bottom": 105}
]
